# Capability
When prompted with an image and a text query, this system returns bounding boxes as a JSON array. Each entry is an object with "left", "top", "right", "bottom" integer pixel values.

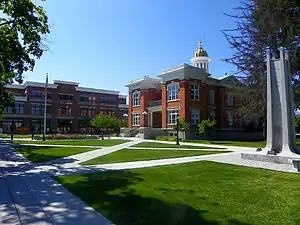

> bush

[{"left": 34, "top": 134, "right": 99, "bottom": 140}]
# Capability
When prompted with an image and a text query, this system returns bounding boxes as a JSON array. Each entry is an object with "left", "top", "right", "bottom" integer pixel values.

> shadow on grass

[
  {"left": 56, "top": 171, "right": 251, "bottom": 225},
  {"left": 12, "top": 145, "right": 66, "bottom": 163}
]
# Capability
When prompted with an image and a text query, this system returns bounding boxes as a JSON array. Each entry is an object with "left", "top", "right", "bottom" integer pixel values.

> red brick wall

[
  {"left": 161, "top": 84, "right": 167, "bottom": 128},
  {"left": 129, "top": 88, "right": 162, "bottom": 127},
  {"left": 128, "top": 92, "right": 133, "bottom": 128}
]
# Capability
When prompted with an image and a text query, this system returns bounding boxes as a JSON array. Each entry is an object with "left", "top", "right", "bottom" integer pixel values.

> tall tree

[
  {"left": 223, "top": 0, "right": 300, "bottom": 123},
  {"left": 0, "top": 0, "right": 49, "bottom": 116}
]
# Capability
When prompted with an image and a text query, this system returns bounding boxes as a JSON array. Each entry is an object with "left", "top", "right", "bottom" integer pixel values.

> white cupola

[{"left": 191, "top": 40, "right": 211, "bottom": 73}]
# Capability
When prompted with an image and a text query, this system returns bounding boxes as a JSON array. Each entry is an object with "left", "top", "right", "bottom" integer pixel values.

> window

[
  {"left": 209, "top": 110, "right": 216, "bottom": 121},
  {"left": 191, "top": 109, "right": 200, "bottom": 125},
  {"left": 80, "top": 96, "right": 89, "bottom": 102},
  {"left": 31, "top": 104, "right": 40, "bottom": 114},
  {"left": 209, "top": 90, "right": 215, "bottom": 104},
  {"left": 228, "top": 95, "right": 233, "bottom": 105},
  {"left": 227, "top": 111, "right": 233, "bottom": 127},
  {"left": 89, "top": 108, "right": 96, "bottom": 117},
  {"left": 132, "top": 113, "right": 140, "bottom": 126},
  {"left": 190, "top": 84, "right": 199, "bottom": 100},
  {"left": 167, "top": 82, "right": 179, "bottom": 101},
  {"left": 80, "top": 108, "right": 88, "bottom": 116},
  {"left": 132, "top": 91, "right": 141, "bottom": 107},
  {"left": 101, "top": 96, "right": 117, "bottom": 103},
  {"left": 31, "top": 91, "right": 44, "bottom": 99},
  {"left": 59, "top": 94, "right": 73, "bottom": 101},
  {"left": 4, "top": 107, "right": 12, "bottom": 114},
  {"left": 15, "top": 103, "right": 24, "bottom": 114},
  {"left": 41, "top": 104, "right": 51, "bottom": 115},
  {"left": 89, "top": 96, "right": 96, "bottom": 103},
  {"left": 58, "top": 106, "right": 72, "bottom": 116},
  {"left": 168, "top": 108, "right": 179, "bottom": 125}
]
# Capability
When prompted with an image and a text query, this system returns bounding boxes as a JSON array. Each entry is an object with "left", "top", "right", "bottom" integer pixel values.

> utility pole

[
  {"left": 42, "top": 73, "right": 48, "bottom": 141},
  {"left": 176, "top": 118, "right": 180, "bottom": 145}
]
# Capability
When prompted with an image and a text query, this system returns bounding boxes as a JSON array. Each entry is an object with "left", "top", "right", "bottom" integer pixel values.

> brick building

[
  {"left": 1, "top": 80, "right": 128, "bottom": 134},
  {"left": 126, "top": 41, "right": 259, "bottom": 138}
]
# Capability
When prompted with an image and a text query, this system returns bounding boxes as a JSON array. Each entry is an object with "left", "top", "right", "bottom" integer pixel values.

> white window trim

[
  {"left": 132, "top": 91, "right": 141, "bottom": 107},
  {"left": 209, "top": 90, "right": 215, "bottom": 105},
  {"left": 191, "top": 109, "right": 200, "bottom": 125},
  {"left": 167, "top": 82, "right": 179, "bottom": 102},
  {"left": 228, "top": 95, "right": 233, "bottom": 106},
  {"left": 132, "top": 112, "right": 140, "bottom": 126},
  {"left": 190, "top": 84, "right": 200, "bottom": 100},
  {"left": 227, "top": 111, "right": 234, "bottom": 127},
  {"left": 167, "top": 108, "right": 180, "bottom": 125}
]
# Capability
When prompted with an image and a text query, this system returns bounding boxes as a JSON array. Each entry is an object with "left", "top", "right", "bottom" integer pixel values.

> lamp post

[
  {"left": 176, "top": 118, "right": 180, "bottom": 145},
  {"left": 123, "top": 113, "right": 128, "bottom": 127},
  {"left": 142, "top": 111, "right": 148, "bottom": 127},
  {"left": 10, "top": 120, "right": 15, "bottom": 141},
  {"left": 42, "top": 73, "right": 48, "bottom": 141}
]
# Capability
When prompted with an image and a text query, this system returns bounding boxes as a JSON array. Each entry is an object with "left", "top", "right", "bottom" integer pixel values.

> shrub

[
  {"left": 34, "top": 134, "right": 99, "bottom": 140},
  {"left": 198, "top": 120, "right": 216, "bottom": 134}
]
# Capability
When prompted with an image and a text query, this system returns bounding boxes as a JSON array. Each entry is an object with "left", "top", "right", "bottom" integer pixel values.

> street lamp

[
  {"left": 123, "top": 113, "right": 128, "bottom": 128},
  {"left": 176, "top": 118, "right": 180, "bottom": 145},
  {"left": 142, "top": 111, "right": 148, "bottom": 127}
]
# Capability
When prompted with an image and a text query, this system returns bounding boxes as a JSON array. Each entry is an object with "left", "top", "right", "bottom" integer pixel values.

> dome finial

[{"left": 198, "top": 40, "right": 203, "bottom": 49}]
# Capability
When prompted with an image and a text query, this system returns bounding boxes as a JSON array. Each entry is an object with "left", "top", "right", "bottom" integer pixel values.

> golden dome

[{"left": 193, "top": 41, "right": 208, "bottom": 57}]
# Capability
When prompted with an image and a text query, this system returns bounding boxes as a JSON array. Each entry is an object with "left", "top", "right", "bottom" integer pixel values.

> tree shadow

[
  {"left": 56, "top": 170, "right": 252, "bottom": 225},
  {"left": 12, "top": 145, "right": 65, "bottom": 163}
]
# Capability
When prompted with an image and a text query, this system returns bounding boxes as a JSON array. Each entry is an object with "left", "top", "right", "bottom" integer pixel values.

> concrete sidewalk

[{"left": 0, "top": 145, "right": 112, "bottom": 225}]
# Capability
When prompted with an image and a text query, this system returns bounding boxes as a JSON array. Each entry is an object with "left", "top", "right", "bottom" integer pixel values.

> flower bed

[{"left": 34, "top": 134, "right": 99, "bottom": 140}]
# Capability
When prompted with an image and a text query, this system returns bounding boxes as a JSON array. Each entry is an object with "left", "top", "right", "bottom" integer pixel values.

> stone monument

[{"left": 241, "top": 49, "right": 300, "bottom": 166}]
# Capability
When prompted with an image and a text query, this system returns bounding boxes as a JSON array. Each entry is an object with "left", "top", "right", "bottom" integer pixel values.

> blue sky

[{"left": 24, "top": 0, "right": 242, "bottom": 95}]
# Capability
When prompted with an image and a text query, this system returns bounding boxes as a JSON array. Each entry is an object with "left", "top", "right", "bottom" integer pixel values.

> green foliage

[
  {"left": 224, "top": 0, "right": 300, "bottom": 120},
  {"left": 0, "top": 0, "right": 50, "bottom": 116},
  {"left": 198, "top": 120, "right": 216, "bottom": 134},
  {"left": 173, "top": 118, "right": 190, "bottom": 131},
  {"left": 90, "top": 114, "right": 122, "bottom": 131},
  {"left": 295, "top": 116, "right": 300, "bottom": 133},
  {"left": 90, "top": 114, "right": 108, "bottom": 132}
]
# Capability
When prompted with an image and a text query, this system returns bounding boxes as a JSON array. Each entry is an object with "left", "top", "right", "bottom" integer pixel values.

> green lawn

[
  {"left": 13, "top": 145, "right": 99, "bottom": 163},
  {"left": 133, "top": 142, "right": 224, "bottom": 149},
  {"left": 184, "top": 139, "right": 300, "bottom": 148},
  {"left": 14, "top": 139, "right": 129, "bottom": 147},
  {"left": 184, "top": 140, "right": 266, "bottom": 148},
  {"left": 57, "top": 161, "right": 300, "bottom": 225},
  {"left": 81, "top": 149, "right": 229, "bottom": 165}
]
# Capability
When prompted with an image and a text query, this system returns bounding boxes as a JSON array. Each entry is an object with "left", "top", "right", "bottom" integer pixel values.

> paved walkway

[{"left": 0, "top": 145, "right": 113, "bottom": 225}]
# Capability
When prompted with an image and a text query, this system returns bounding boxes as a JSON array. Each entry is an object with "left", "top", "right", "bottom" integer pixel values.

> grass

[
  {"left": 184, "top": 140, "right": 266, "bottom": 148},
  {"left": 57, "top": 161, "right": 300, "bottom": 225},
  {"left": 14, "top": 139, "right": 129, "bottom": 147},
  {"left": 0, "top": 134, "right": 32, "bottom": 139},
  {"left": 132, "top": 142, "right": 224, "bottom": 149},
  {"left": 81, "top": 149, "right": 229, "bottom": 165},
  {"left": 13, "top": 145, "right": 99, "bottom": 163},
  {"left": 184, "top": 139, "right": 300, "bottom": 148}
]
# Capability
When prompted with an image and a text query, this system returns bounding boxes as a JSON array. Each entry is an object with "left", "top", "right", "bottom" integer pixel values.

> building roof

[
  {"left": 75, "top": 87, "right": 119, "bottom": 95},
  {"left": 53, "top": 80, "right": 79, "bottom": 86},
  {"left": 6, "top": 80, "right": 123, "bottom": 96}
]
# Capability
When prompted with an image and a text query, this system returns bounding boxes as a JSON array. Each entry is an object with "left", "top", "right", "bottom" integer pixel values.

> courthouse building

[
  {"left": 1, "top": 80, "right": 128, "bottom": 134},
  {"left": 125, "top": 41, "right": 259, "bottom": 138}
]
